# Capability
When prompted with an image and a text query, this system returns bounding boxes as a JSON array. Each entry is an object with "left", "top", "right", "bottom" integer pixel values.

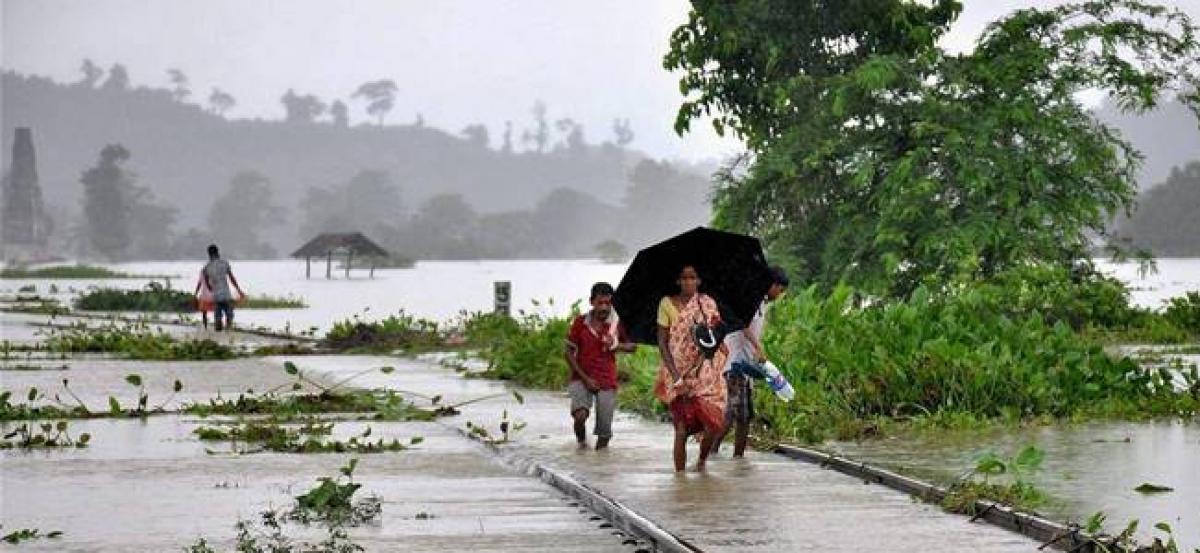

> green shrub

[
  {"left": 1163, "top": 291, "right": 1200, "bottom": 333},
  {"left": 43, "top": 323, "right": 236, "bottom": 360},
  {"left": 981, "top": 263, "right": 1138, "bottom": 329},
  {"left": 323, "top": 311, "right": 442, "bottom": 352},
  {"left": 467, "top": 309, "right": 573, "bottom": 388},
  {"left": 75, "top": 282, "right": 193, "bottom": 312},
  {"left": 0, "top": 264, "right": 160, "bottom": 279},
  {"left": 462, "top": 308, "right": 664, "bottom": 415},
  {"left": 760, "top": 284, "right": 1198, "bottom": 441}
]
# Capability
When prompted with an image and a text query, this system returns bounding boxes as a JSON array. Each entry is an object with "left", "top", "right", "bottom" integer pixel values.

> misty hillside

[
  {"left": 1093, "top": 97, "right": 1200, "bottom": 191},
  {"left": 2, "top": 72, "right": 674, "bottom": 217},
  {"left": 1, "top": 70, "right": 714, "bottom": 260}
]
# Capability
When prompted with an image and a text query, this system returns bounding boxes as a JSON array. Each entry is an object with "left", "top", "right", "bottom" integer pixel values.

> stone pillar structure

[{"left": 2, "top": 127, "right": 48, "bottom": 250}]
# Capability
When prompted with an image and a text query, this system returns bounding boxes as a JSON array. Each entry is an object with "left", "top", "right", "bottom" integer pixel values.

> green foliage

[
  {"left": 1134, "top": 482, "right": 1174, "bottom": 494},
  {"left": 75, "top": 281, "right": 193, "bottom": 311},
  {"left": 195, "top": 420, "right": 416, "bottom": 454},
  {"left": 184, "top": 361, "right": 436, "bottom": 422},
  {"left": 75, "top": 281, "right": 306, "bottom": 311},
  {"left": 43, "top": 322, "right": 235, "bottom": 360},
  {"left": 323, "top": 311, "right": 443, "bottom": 352},
  {"left": 461, "top": 309, "right": 664, "bottom": 416},
  {"left": 595, "top": 239, "right": 629, "bottom": 263},
  {"left": 0, "top": 264, "right": 159, "bottom": 279},
  {"left": 670, "top": 0, "right": 1200, "bottom": 298},
  {"left": 464, "top": 308, "right": 573, "bottom": 389},
  {"left": 979, "top": 264, "right": 1138, "bottom": 330},
  {"left": 759, "top": 285, "right": 1199, "bottom": 441},
  {"left": 942, "top": 445, "right": 1047, "bottom": 514},
  {"left": 1163, "top": 291, "right": 1200, "bottom": 333},
  {"left": 0, "top": 420, "right": 91, "bottom": 449},
  {"left": 186, "top": 460, "right": 376, "bottom": 552},
  {"left": 2, "top": 528, "right": 63, "bottom": 544}
]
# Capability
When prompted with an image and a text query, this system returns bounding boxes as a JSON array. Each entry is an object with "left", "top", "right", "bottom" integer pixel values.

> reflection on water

[{"left": 829, "top": 420, "right": 1200, "bottom": 548}]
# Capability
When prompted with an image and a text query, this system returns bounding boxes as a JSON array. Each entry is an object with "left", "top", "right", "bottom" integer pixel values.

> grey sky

[{"left": 4, "top": 0, "right": 1198, "bottom": 161}]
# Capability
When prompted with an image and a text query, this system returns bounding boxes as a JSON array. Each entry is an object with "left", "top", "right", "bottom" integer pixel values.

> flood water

[
  {"left": 3, "top": 257, "right": 1199, "bottom": 547},
  {"left": 1, "top": 257, "right": 1194, "bottom": 332},
  {"left": 2, "top": 259, "right": 627, "bottom": 332},
  {"left": 829, "top": 420, "right": 1200, "bottom": 548}
]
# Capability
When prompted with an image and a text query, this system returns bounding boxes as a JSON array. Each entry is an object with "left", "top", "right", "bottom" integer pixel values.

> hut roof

[{"left": 291, "top": 232, "right": 389, "bottom": 258}]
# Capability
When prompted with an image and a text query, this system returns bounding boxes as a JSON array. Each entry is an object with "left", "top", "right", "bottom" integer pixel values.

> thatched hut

[{"left": 291, "top": 232, "right": 389, "bottom": 279}]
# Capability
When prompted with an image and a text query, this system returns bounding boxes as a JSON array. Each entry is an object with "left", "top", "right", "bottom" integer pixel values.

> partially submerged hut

[{"left": 291, "top": 232, "right": 389, "bottom": 279}]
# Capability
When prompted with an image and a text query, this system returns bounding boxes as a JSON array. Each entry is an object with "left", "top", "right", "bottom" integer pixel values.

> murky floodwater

[
  {"left": 829, "top": 421, "right": 1200, "bottom": 548},
  {"left": 2, "top": 259, "right": 628, "bottom": 332},
  {"left": 3, "top": 258, "right": 1200, "bottom": 549},
  {"left": 294, "top": 355, "right": 1037, "bottom": 552},
  {"left": 0, "top": 257, "right": 1190, "bottom": 333}
]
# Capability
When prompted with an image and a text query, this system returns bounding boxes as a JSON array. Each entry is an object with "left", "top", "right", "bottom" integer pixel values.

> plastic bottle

[{"left": 761, "top": 360, "right": 795, "bottom": 401}]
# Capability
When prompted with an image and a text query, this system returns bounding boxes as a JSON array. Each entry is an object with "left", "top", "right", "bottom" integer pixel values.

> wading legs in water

[{"left": 573, "top": 408, "right": 589, "bottom": 445}]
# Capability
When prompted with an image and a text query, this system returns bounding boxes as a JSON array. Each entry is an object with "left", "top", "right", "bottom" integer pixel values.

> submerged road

[{"left": 295, "top": 355, "right": 1042, "bottom": 552}]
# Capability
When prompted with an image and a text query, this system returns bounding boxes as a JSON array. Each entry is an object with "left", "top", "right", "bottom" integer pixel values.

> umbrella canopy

[{"left": 614, "top": 227, "right": 773, "bottom": 345}]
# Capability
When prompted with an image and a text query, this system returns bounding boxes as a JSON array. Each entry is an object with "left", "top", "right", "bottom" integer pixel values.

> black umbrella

[{"left": 614, "top": 227, "right": 773, "bottom": 345}]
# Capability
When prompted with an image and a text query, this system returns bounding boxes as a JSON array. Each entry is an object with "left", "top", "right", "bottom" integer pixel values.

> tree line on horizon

[
  {"left": 59, "top": 59, "right": 640, "bottom": 153},
  {"left": 2, "top": 62, "right": 720, "bottom": 262},
  {"left": 67, "top": 141, "right": 709, "bottom": 262}
]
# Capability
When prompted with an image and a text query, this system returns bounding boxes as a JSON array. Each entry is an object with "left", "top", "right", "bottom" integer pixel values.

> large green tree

[
  {"left": 80, "top": 144, "right": 133, "bottom": 259},
  {"left": 208, "top": 170, "right": 286, "bottom": 258},
  {"left": 667, "top": 0, "right": 1200, "bottom": 297}
]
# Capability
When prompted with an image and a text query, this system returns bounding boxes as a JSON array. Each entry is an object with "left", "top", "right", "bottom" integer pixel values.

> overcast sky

[{"left": 4, "top": 0, "right": 1198, "bottom": 162}]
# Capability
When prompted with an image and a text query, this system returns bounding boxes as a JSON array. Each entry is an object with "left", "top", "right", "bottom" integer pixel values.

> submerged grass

[
  {"left": 76, "top": 282, "right": 306, "bottom": 312},
  {"left": 195, "top": 419, "right": 420, "bottom": 454},
  {"left": 322, "top": 310, "right": 444, "bottom": 352},
  {"left": 0, "top": 264, "right": 168, "bottom": 279},
  {"left": 41, "top": 321, "right": 236, "bottom": 360}
]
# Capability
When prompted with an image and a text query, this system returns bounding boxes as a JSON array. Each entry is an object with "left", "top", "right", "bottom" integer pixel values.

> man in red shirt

[{"left": 565, "top": 282, "right": 635, "bottom": 449}]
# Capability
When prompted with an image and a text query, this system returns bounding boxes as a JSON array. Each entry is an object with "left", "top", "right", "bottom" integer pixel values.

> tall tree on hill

[
  {"left": 101, "top": 64, "right": 130, "bottom": 91},
  {"left": 554, "top": 118, "right": 586, "bottom": 155},
  {"left": 167, "top": 68, "right": 190, "bottom": 102},
  {"left": 461, "top": 124, "right": 490, "bottom": 148},
  {"left": 501, "top": 121, "right": 514, "bottom": 154},
  {"left": 78, "top": 59, "right": 103, "bottom": 88},
  {"left": 127, "top": 186, "right": 178, "bottom": 259},
  {"left": 80, "top": 144, "right": 133, "bottom": 259},
  {"left": 298, "top": 170, "right": 403, "bottom": 239},
  {"left": 522, "top": 101, "right": 550, "bottom": 153},
  {"left": 612, "top": 118, "right": 634, "bottom": 147},
  {"left": 208, "top": 170, "right": 286, "bottom": 258},
  {"left": 619, "top": 159, "right": 710, "bottom": 247},
  {"left": 330, "top": 100, "right": 350, "bottom": 128},
  {"left": 352, "top": 79, "right": 398, "bottom": 126},
  {"left": 208, "top": 88, "right": 236, "bottom": 116},
  {"left": 668, "top": 0, "right": 1200, "bottom": 297},
  {"left": 406, "top": 193, "right": 479, "bottom": 258},
  {"left": 280, "top": 89, "right": 326, "bottom": 123}
]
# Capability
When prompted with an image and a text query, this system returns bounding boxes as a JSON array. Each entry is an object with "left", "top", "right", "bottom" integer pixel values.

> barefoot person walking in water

[
  {"left": 712, "top": 265, "right": 789, "bottom": 459},
  {"left": 654, "top": 265, "right": 728, "bottom": 472},
  {"left": 565, "top": 282, "right": 635, "bottom": 449},
  {"left": 202, "top": 244, "right": 245, "bottom": 331}
]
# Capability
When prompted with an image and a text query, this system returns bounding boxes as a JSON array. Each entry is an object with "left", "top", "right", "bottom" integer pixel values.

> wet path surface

[
  {"left": 1, "top": 415, "right": 637, "bottom": 552},
  {"left": 295, "top": 355, "right": 1041, "bottom": 552},
  {"left": 0, "top": 353, "right": 643, "bottom": 552}
]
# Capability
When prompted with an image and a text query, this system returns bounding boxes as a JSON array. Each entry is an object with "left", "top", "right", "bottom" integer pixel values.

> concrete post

[{"left": 494, "top": 281, "right": 511, "bottom": 317}]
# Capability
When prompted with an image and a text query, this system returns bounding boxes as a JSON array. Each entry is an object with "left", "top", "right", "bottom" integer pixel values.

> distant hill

[{"left": 2, "top": 70, "right": 715, "bottom": 258}]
